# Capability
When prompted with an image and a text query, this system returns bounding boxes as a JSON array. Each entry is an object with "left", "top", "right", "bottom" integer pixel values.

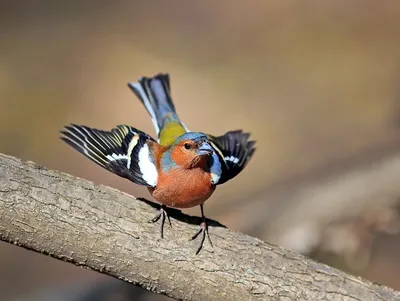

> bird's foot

[
  {"left": 148, "top": 205, "right": 172, "bottom": 239},
  {"left": 190, "top": 220, "right": 213, "bottom": 255}
]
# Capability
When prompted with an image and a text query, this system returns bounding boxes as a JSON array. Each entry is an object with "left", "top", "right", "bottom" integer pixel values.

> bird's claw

[
  {"left": 149, "top": 205, "right": 172, "bottom": 239},
  {"left": 149, "top": 211, "right": 162, "bottom": 223},
  {"left": 190, "top": 221, "right": 213, "bottom": 255}
]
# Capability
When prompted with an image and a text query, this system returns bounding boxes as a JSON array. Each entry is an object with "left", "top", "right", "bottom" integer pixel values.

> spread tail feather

[{"left": 128, "top": 73, "right": 189, "bottom": 138}]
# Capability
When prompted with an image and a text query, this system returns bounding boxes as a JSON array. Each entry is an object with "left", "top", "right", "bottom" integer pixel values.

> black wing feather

[
  {"left": 60, "top": 124, "right": 157, "bottom": 186},
  {"left": 208, "top": 130, "right": 256, "bottom": 184}
]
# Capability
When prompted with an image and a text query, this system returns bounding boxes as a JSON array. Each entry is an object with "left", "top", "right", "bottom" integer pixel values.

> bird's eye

[{"left": 184, "top": 143, "right": 191, "bottom": 149}]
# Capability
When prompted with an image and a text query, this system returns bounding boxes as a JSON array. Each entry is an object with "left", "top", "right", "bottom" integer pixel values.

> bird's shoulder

[{"left": 147, "top": 141, "right": 171, "bottom": 167}]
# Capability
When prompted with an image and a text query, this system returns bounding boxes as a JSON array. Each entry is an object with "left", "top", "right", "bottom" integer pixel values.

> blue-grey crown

[{"left": 174, "top": 132, "right": 208, "bottom": 144}]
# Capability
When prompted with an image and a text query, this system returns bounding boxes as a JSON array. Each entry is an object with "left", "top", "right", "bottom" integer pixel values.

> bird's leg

[
  {"left": 149, "top": 204, "right": 172, "bottom": 239},
  {"left": 190, "top": 205, "right": 213, "bottom": 254}
]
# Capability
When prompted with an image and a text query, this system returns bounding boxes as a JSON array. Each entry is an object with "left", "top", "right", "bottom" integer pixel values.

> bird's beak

[{"left": 196, "top": 142, "right": 213, "bottom": 156}]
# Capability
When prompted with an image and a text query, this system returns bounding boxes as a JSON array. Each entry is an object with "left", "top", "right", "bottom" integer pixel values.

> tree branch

[{"left": 0, "top": 153, "right": 399, "bottom": 301}]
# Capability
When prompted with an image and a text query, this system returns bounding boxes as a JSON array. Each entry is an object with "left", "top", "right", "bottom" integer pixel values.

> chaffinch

[{"left": 61, "top": 73, "right": 256, "bottom": 254}]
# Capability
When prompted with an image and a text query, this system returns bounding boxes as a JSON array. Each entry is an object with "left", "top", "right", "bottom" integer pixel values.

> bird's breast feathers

[{"left": 150, "top": 168, "right": 216, "bottom": 208}]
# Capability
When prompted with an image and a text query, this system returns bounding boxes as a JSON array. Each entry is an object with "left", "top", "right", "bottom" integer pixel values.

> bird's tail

[{"left": 128, "top": 73, "right": 189, "bottom": 143}]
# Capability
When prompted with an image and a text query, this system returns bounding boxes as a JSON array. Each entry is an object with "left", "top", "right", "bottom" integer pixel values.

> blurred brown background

[{"left": 1, "top": 1, "right": 400, "bottom": 300}]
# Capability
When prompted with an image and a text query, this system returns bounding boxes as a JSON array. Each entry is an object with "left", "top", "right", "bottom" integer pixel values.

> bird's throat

[{"left": 189, "top": 155, "right": 209, "bottom": 169}]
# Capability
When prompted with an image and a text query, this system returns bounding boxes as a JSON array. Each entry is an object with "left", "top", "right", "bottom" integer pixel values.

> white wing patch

[
  {"left": 105, "top": 135, "right": 140, "bottom": 169},
  {"left": 138, "top": 144, "right": 158, "bottom": 186},
  {"left": 225, "top": 156, "right": 239, "bottom": 164}
]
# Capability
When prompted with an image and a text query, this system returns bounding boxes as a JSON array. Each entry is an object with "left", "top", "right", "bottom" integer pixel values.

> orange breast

[{"left": 149, "top": 167, "right": 216, "bottom": 208}]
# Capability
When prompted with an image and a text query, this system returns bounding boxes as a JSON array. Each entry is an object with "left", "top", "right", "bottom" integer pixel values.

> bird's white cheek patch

[{"left": 138, "top": 144, "right": 158, "bottom": 187}]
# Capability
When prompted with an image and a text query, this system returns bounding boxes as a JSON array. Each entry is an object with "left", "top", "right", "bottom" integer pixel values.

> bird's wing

[
  {"left": 60, "top": 124, "right": 158, "bottom": 187},
  {"left": 208, "top": 130, "right": 256, "bottom": 185}
]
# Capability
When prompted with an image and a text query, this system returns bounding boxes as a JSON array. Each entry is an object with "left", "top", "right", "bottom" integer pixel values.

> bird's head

[{"left": 169, "top": 132, "right": 214, "bottom": 169}]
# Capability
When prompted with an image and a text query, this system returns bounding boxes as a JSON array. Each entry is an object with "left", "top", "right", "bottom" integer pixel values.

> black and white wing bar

[
  {"left": 208, "top": 130, "right": 256, "bottom": 185},
  {"left": 60, "top": 124, "right": 158, "bottom": 187}
]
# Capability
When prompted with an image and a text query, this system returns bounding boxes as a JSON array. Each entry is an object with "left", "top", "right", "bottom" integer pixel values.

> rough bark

[{"left": 0, "top": 153, "right": 399, "bottom": 301}]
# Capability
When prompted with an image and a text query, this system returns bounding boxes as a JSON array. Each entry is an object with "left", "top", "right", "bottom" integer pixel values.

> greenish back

[{"left": 159, "top": 121, "right": 187, "bottom": 145}]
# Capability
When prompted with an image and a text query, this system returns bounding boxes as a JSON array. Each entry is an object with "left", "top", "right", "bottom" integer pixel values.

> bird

[{"left": 60, "top": 73, "right": 256, "bottom": 254}]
